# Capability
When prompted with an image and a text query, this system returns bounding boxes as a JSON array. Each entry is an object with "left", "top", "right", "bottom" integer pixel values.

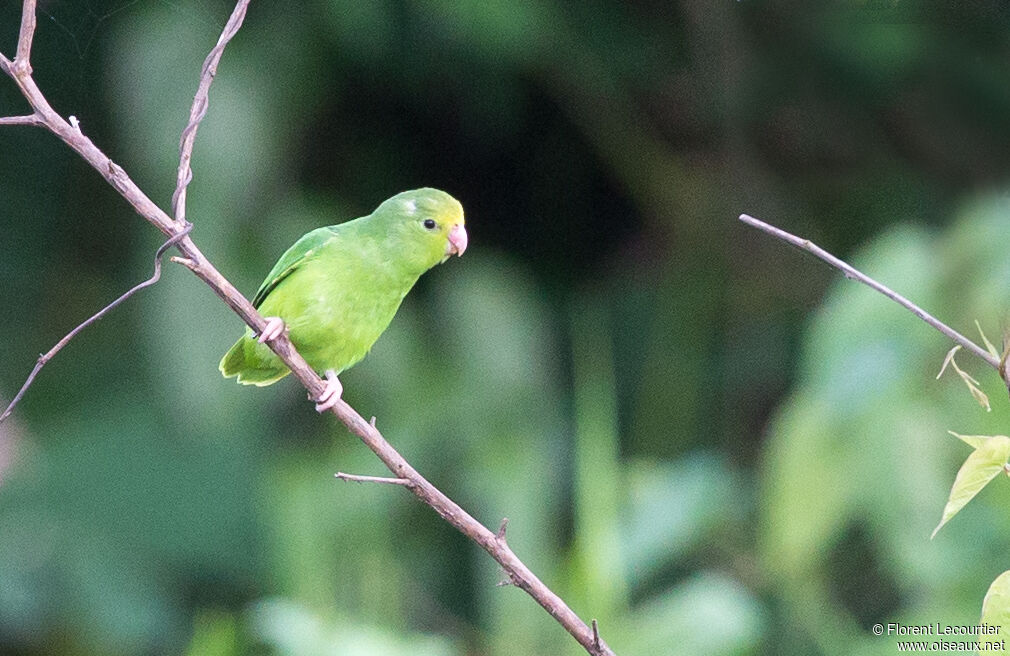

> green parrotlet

[{"left": 220, "top": 188, "right": 468, "bottom": 411}]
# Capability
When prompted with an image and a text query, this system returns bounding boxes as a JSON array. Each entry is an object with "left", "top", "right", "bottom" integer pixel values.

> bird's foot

[
  {"left": 257, "top": 316, "right": 285, "bottom": 343},
  {"left": 314, "top": 370, "right": 343, "bottom": 413}
]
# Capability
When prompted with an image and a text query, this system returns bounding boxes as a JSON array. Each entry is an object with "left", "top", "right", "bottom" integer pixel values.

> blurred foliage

[
  {"left": 981, "top": 571, "right": 1010, "bottom": 645},
  {"left": 761, "top": 201, "right": 1010, "bottom": 654},
  {"left": 1, "top": 0, "right": 1010, "bottom": 654}
]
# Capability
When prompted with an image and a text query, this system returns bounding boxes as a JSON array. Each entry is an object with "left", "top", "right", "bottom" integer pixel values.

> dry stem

[
  {"left": 739, "top": 214, "right": 1000, "bottom": 372},
  {"left": 0, "top": 225, "right": 193, "bottom": 423},
  {"left": 335, "top": 472, "right": 413, "bottom": 486},
  {"left": 172, "top": 0, "right": 250, "bottom": 224}
]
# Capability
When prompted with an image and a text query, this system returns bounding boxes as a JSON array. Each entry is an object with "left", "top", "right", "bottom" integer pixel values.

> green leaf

[
  {"left": 980, "top": 571, "right": 1010, "bottom": 653},
  {"left": 950, "top": 431, "right": 1001, "bottom": 450},
  {"left": 932, "top": 433, "right": 1010, "bottom": 538}
]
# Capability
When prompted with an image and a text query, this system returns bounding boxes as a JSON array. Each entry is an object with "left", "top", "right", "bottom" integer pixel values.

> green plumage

[{"left": 220, "top": 188, "right": 466, "bottom": 385}]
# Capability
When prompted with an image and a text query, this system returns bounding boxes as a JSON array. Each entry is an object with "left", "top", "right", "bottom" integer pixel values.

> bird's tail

[{"left": 219, "top": 335, "right": 290, "bottom": 386}]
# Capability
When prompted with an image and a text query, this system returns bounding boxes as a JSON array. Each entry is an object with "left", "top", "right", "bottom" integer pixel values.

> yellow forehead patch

[{"left": 438, "top": 198, "right": 464, "bottom": 226}]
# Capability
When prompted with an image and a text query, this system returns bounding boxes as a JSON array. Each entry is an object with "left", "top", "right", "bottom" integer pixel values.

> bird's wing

[{"left": 251, "top": 226, "right": 338, "bottom": 309}]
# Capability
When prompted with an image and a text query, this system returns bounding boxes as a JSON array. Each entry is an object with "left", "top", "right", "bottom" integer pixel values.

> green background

[{"left": 2, "top": 1, "right": 1010, "bottom": 654}]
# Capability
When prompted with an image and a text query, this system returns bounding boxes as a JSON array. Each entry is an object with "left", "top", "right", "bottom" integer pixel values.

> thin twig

[
  {"left": 0, "top": 4, "right": 616, "bottom": 654},
  {"left": 334, "top": 472, "right": 413, "bottom": 486},
  {"left": 324, "top": 398, "right": 615, "bottom": 654},
  {"left": 593, "top": 619, "right": 601, "bottom": 650},
  {"left": 739, "top": 214, "right": 1000, "bottom": 371},
  {"left": 170, "top": 256, "right": 198, "bottom": 272},
  {"left": 172, "top": 0, "right": 250, "bottom": 224},
  {"left": 13, "top": 0, "right": 36, "bottom": 74},
  {"left": 496, "top": 517, "right": 510, "bottom": 541},
  {"left": 0, "top": 114, "right": 41, "bottom": 125},
  {"left": 0, "top": 224, "right": 193, "bottom": 424}
]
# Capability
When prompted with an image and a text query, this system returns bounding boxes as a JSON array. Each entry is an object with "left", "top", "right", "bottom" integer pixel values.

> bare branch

[
  {"left": 739, "top": 214, "right": 1000, "bottom": 372},
  {"left": 321, "top": 399, "right": 614, "bottom": 654},
  {"left": 0, "top": 3, "right": 616, "bottom": 654},
  {"left": 0, "top": 114, "right": 41, "bottom": 126},
  {"left": 0, "top": 224, "right": 193, "bottom": 424},
  {"left": 169, "top": 255, "right": 198, "bottom": 272},
  {"left": 496, "top": 517, "right": 510, "bottom": 541},
  {"left": 335, "top": 472, "right": 412, "bottom": 486},
  {"left": 593, "top": 619, "right": 601, "bottom": 650},
  {"left": 172, "top": 0, "right": 251, "bottom": 224},
  {"left": 13, "top": 0, "right": 37, "bottom": 75}
]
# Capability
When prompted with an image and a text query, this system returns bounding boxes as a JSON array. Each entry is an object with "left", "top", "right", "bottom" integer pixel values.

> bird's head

[{"left": 378, "top": 188, "right": 468, "bottom": 269}]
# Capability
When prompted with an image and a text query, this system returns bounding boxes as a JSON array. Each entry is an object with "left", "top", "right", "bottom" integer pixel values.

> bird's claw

[
  {"left": 257, "top": 316, "right": 285, "bottom": 343},
  {"left": 314, "top": 370, "right": 343, "bottom": 413}
]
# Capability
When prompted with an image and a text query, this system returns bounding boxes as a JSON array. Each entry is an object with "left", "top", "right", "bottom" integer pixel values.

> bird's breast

[{"left": 274, "top": 255, "right": 418, "bottom": 372}]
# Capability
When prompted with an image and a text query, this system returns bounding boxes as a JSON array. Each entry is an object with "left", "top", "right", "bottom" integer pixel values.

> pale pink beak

[{"left": 447, "top": 223, "right": 468, "bottom": 257}]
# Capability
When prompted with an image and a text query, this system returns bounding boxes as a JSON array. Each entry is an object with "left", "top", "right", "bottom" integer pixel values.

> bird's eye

[{"left": 423, "top": 219, "right": 437, "bottom": 230}]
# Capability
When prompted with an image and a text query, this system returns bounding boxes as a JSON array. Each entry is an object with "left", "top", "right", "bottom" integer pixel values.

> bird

[{"left": 219, "top": 188, "right": 468, "bottom": 412}]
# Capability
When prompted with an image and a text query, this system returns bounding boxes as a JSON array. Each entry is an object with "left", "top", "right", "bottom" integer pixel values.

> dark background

[{"left": 2, "top": 1, "right": 1010, "bottom": 654}]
